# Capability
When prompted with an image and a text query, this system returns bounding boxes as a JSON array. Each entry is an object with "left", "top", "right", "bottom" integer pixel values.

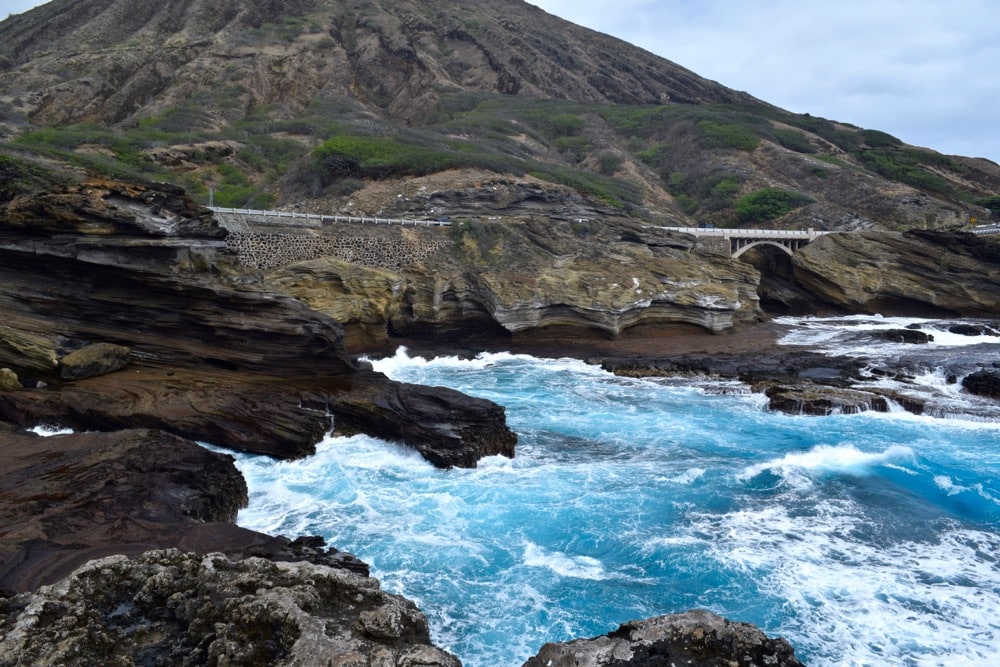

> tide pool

[{"left": 229, "top": 330, "right": 1000, "bottom": 666}]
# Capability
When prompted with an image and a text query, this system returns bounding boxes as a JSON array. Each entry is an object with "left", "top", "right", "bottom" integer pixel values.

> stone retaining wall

[{"left": 227, "top": 230, "right": 452, "bottom": 270}]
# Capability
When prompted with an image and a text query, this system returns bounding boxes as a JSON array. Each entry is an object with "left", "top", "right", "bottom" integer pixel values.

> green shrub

[
  {"left": 772, "top": 128, "right": 816, "bottom": 153},
  {"left": 734, "top": 188, "right": 812, "bottom": 223},
  {"left": 697, "top": 121, "right": 760, "bottom": 151},
  {"left": 859, "top": 129, "right": 902, "bottom": 148},
  {"left": 976, "top": 196, "right": 1000, "bottom": 215},
  {"left": 554, "top": 136, "right": 591, "bottom": 162},
  {"left": 596, "top": 150, "right": 623, "bottom": 175},
  {"left": 705, "top": 174, "right": 742, "bottom": 210},
  {"left": 855, "top": 147, "right": 956, "bottom": 195},
  {"left": 635, "top": 142, "right": 670, "bottom": 171},
  {"left": 528, "top": 165, "right": 642, "bottom": 208}
]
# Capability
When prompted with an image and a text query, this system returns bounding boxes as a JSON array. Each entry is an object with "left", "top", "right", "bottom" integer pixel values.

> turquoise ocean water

[{"left": 229, "top": 317, "right": 1000, "bottom": 666}]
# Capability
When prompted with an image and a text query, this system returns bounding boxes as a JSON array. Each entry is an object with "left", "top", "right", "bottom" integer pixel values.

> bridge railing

[
  {"left": 208, "top": 207, "right": 452, "bottom": 227},
  {"left": 658, "top": 226, "right": 831, "bottom": 239}
]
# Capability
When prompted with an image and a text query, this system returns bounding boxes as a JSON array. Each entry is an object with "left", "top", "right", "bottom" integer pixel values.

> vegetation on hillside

[{"left": 2, "top": 88, "right": 994, "bottom": 224}]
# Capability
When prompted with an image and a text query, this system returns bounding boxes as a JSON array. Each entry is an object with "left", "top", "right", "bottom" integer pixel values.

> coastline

[{"left": 381, "top": 319, "right": 794, "bottom": 363}]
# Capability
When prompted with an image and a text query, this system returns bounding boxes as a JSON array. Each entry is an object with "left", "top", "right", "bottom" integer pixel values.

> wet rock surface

[
  {"left": 0, "top": 427, "right": 366, "bottom": 597},
  {"left": 962, "top": 369, "right": 1000, "bottom": 398},
  {"left": 522, "top": 609, "right": 804, "bottom": 667}
]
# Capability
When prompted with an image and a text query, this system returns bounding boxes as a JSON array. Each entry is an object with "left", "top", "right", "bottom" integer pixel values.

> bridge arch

[{"left": 731, "top": 239, "right": 797, "bottom": 259}]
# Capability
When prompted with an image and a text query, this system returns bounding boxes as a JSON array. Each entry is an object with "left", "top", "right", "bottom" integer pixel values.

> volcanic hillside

[{"left": 1, "top": 0, "right": 998, "bottom": 229}]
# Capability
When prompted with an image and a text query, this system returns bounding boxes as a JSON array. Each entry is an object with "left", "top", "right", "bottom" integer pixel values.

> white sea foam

[
  {"left": 666, "top": 467, "right": 706, "bottom": 485},
  {"left": 692, "top": 501, "right": 1000, "bottom": 666},
  {"left": 368, "top": 346, "right": 598, "bottom": 378},
  {"left": 522, "top": 542, "right": 609, "bottom": 580},
  {"left": 775, "top": 315, "right": 1000, "bottom": 355},
  {"left": 738, "top": 443, "right": 915, "bottom": 489},
  {"left": 27, "top": 424, "right": 75, "bottom": 436}
]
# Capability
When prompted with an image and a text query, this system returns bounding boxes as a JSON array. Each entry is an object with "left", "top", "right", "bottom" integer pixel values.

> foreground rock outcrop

[
  {"left": 0, "top": 426, "right": 365, "bottom": 597},
  {"left": 522, "top": 609, "right": 804, "bottom": 667},
  {"left": 0, "top": 550, "right": 460, "bottom": 667}
]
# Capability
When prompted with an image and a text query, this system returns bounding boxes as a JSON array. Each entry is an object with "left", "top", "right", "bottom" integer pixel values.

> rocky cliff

[
  {"left": 264, "top": 216, "right": 764, "bottom": 352},
  {"left": 0, "top": 177, "right": 516, "bottom": 468}
]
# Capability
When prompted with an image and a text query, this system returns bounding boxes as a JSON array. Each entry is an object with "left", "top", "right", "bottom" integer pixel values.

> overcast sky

[
  {"left": 5, "top": 0, "right": 998, "bottom": 164},
  {"left": 528, "top": 0, "right": 999, "bottom": 163}
]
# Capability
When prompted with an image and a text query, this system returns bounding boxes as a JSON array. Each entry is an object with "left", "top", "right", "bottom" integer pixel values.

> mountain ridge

[{"left": 1, "top": 0, "right": 998, "bottom": 230}]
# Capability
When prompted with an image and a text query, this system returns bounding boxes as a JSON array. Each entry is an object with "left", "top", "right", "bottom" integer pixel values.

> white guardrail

[
  {"left": 208, "top": 207, "right": 452, "bottom": 227},
  {"left": 659, "top": 226, "right": 831, "bottom": 239}
]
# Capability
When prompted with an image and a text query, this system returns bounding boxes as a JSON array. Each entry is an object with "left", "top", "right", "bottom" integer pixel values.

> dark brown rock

[
  {"left": 764, "top": 383, "right": 888, "bottom": 415},
  {"left": 522, "top": 609, "right": 804, "bottom": 667},
  {"left": 332, "top": 370, "right": 517, "bottom": 468},
  {"left": 0, "top": 427, "right": 367, "bottom": 597},
  {"left": 870, "top": 328, "right": 934, "bottom": 344},
  {"left": 0, "top": 178, "right": 515, "bottom": 467},
  {"left": 962, "top": 369, "right": 1000, "bottom": 399}
]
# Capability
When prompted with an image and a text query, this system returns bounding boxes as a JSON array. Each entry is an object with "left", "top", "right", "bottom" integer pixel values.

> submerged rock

[
  {"left": 522, "top": 609, "right": 804, "bottom": 667},
  {"left": 870, "top": 328, "right": 934, "bottom": 344},
  {"left": 0, "top": 550, "right": 461, "bottom": 667},
  {"left": 764, "top": 383, "right": 889, "bottom": 415}
]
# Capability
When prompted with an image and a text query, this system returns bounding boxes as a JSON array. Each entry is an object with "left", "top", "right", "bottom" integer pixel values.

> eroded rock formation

[
  {"left": 0, "top": 178, "right": 516, "bottom": 467},
  {"left": 782, "top": 230, "right": 1000, "bottom": 317}
]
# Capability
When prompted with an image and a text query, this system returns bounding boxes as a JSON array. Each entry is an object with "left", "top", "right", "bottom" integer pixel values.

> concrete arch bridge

[{"left": 660, "top": 226, "right": 831, "bottom": 258}]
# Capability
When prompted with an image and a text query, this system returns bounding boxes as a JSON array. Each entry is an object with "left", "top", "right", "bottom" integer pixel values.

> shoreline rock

[
  {"left": 0, "top": 426, "right": 367, "bottom": 597},
  {"left": 523, "top": 609, "right": 804, "bottom": 667},
  {"left": 0, "top": 550, "right": 461, "bottom": 667}
]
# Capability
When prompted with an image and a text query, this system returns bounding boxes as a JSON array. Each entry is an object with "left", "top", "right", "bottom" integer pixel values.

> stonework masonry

[{"left": 217, "top": 213, "right": 453, "bottom": 270}]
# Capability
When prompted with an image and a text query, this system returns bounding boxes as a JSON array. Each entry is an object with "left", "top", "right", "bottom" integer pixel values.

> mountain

[{"left": 2, "top": 0, "right": 998, "bottom": 230}]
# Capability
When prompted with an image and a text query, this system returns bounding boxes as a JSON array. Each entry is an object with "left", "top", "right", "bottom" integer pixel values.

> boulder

[
  {"left": 59, "top": 342, "right": 131, "bottom": 380},
  {"left": 870, "top": 328, "right": 934, "bottom": 344},
  {"left": 0, "top": 368, "right": 19, "bottom": 392},
  {"left": 522, "top": 609, "right": 804, "bottom": 667},
  {"left": 949, "top": 323, "right": 999, "bottom": 336},
  {"left": 0, "top": 550, "right": 460, "bottom": 667}
]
